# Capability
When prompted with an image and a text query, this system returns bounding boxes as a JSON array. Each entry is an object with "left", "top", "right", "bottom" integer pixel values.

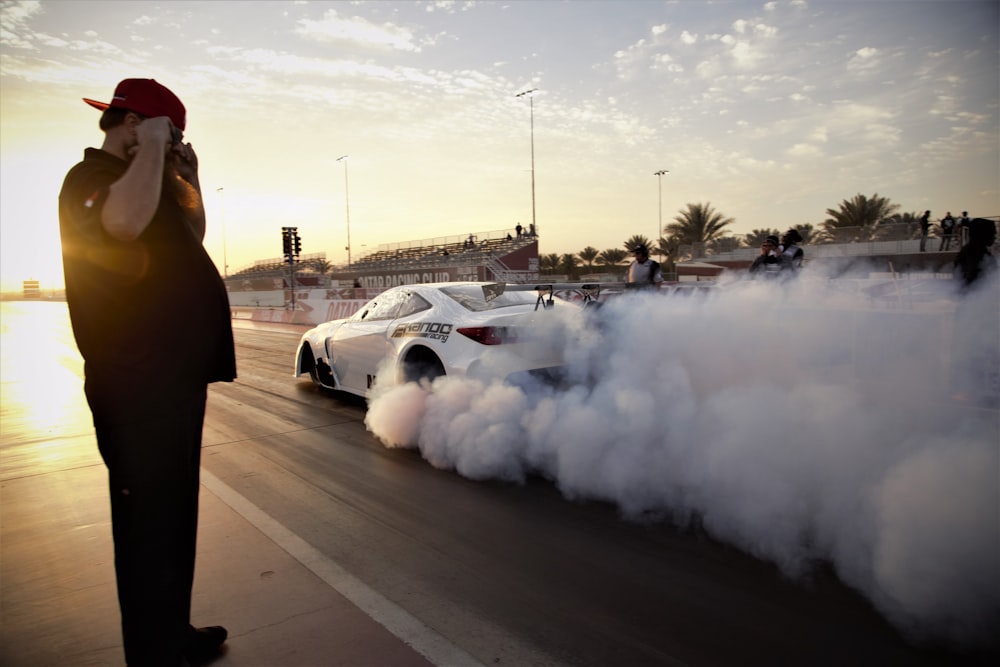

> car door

[{"left": 329, "top": 289, "right": 408, "bottom": 393}]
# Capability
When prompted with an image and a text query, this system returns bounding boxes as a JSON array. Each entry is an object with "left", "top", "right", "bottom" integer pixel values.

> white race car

[{"left": 294, "top": 282, "right": 579, "bottom": 397}]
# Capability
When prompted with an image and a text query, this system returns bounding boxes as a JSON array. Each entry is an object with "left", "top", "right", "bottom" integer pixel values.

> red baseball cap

[{"left": 83, "top": 78, "right": 186, "bottom": 131}]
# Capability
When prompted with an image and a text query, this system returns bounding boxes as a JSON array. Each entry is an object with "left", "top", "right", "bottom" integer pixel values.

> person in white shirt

[{"left": 626, "top": 245, "right": 663, "bottom": 289}]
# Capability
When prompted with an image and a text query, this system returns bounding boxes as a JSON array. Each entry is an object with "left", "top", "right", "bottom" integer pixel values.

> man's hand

[
  {"left": 170, "top": 141, "right": 199, "bottom": 186},
  {"left": 129, "top": 116, "right": 173, "bottom": 157}
]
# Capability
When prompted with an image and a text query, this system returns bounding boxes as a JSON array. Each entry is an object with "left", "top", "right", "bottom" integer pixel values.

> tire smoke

[{"left": 365, "top": 276, "right": 1000, "bottom": 648}]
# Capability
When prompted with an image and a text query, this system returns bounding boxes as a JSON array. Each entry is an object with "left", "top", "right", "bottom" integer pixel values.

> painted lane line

[{"left": 201, "top": 469, "right": 483, "bottom": 667}]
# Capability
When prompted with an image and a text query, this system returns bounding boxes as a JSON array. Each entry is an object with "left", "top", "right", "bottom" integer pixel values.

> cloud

[
  {"left": 296, "top": 8, "right": 427, "bottom": 51},
  {"left": 365, "top": 279, "right": 1000, "bottom": 649},
  {"left": 613, "top": 38, "right": 648, "bottom": 77},
  {"left": 0, "top": 0, "right": 41, "bottom": 26},
  {"left": 692, "top": 19, "right": 779, "bottom": 78},
  {"left": 733, "top": 18, "right": 778, "bottom": 39},
  {"left": 424, "top": 1, "right": 475, "bottom": 14},
  {"left": 0, "top": 0, "right": 43, "bottom": 50},
  {"left": 652, "top": 52, "right": 684, "bottom": 74},
  {"left": 847, "top": 46, "right": 882, "bottom": 73},
  {"left": 786, "top": 142, "right": 822, "bottom": 158},
  {"left": 826, "top": 102, "right": 900, "bottom": 147},
  {"left": 729, "top": 40, "right": 765, "bottom": 70}
]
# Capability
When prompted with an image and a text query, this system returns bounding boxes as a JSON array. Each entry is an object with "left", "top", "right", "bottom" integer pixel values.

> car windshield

[{"left": 439, "top": 285, "right": 539, "bottom": 312}]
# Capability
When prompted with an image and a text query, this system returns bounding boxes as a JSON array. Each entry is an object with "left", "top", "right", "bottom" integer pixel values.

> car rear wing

[
  {"left": 502, "top": 282, "right": 603, "bottom": 310},
  {"left": 504, "top": 281, "right": 716, "bottom": 309}
]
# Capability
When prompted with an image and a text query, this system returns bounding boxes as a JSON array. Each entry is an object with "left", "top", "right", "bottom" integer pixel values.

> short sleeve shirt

[{"left": 59, "top": 148, "right": 236, "bottom": 412}]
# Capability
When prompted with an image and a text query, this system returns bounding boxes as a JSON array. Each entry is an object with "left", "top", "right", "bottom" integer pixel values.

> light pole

[
  {"left": 654, "top": 169, "right": 669, "bottom": 247},
  {"left": 515, "top": 88, "right": 538, "bottom": 236},
  {"left": 216, "top": 186, "right": 228, "bottom": 277},
  {"left": 336, "top": 155, "right": 351, "bottom": 268}
]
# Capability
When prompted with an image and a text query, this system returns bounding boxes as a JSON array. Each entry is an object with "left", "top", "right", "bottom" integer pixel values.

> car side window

[
  {"left": 359, "top": 289, "right": 409, "bottom": 321},
  {"left": 351, "top": 300, "right": 377, "bottom": 321},
  {"left": 395, "top": 293, "right": 432, "bottom": 319}
]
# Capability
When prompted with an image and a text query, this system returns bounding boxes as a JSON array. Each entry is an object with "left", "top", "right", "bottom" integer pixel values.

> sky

[{"left": 1, "top": 0, "right": 998, "bottom": 291}]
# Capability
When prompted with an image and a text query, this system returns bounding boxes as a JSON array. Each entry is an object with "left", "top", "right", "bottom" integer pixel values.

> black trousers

[{"left": 88, "top": 385, "right": 207, "bottom": 666}]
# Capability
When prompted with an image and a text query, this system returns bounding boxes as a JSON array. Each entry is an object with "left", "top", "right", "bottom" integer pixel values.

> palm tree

[
  {"left": 623, "top": 234, "right": 654, "bottom": 253},
  {"left": 667, "top": 202, "right": 735, "bottom": 260},
  {"left": 821, "top": 193, "right": 900, "bottom": 243},
  {"left": 577, "top": 246, "right": 600, "bottom": 271},
  {"left": 598, "top": 248, "right": 628, "bottom": 269},
  {"left": 885, "top": 211, "right": 923, "bottom": 241},
  {"left": 312, "top": 258, "right": 333, "bottom": 275},
  {"left": 559, "top": 253, "right": 580, "bottom": 280},
  {"left": 708, "top": 236, "right": 740, "bottom": 254},
  {"left": 540, "top": 253, "right": 561, "bottom": 275},
  {"left": 744, "top": 228, "right": 781, "bottom": 247},
  {"left": 657, "top": 235, "right": 680, "bottom": 274},
  {"left": 796, "top": 223, "right": 816, "bottom": 245}
]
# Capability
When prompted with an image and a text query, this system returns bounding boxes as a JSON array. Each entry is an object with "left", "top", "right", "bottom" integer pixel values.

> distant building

[{"left": 22, "top": 280, "right": 41, "bottom": 299}]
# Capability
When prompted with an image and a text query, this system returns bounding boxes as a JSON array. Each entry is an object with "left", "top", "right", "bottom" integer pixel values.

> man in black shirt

[
  {"left": 939, "top": 211, "right": 956, "bottom": 251},
  {"left": 59, "top": 78, "right": 235, "bottom": 666},
  {"left": 778, "top": 228, "right": 805, "bottom": 274},
  {"left": 748, "top": 235, "right": 781, "bottom": 277}
]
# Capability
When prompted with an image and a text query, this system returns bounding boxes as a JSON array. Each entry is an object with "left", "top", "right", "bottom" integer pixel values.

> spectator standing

[
  {"left": 626, "top": 244, "right": 663, "bottom": 289},
  {"left": 778, "top": 228, "right": 805, "bottom": 273},
  {"left": 957, "top": 211, "right": 971, "bottom": 246},
  {"left": 939, "top": 211, "right": 956, "bottom": 251},
  {"left": 58, "top": 78, "right": 234, "bottom": 666},
  {"left": 749, "top": 235, "right": 781, "bottom": 276},
  {"left": 515, "top": 222, "right": 523, "bottom": 238},
  {"left": 919, "top": 210, "right": 931, "bottom": 251}
]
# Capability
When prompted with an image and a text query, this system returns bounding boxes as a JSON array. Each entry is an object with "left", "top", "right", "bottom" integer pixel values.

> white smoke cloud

[{"left": 364, "top": 276, "right": 1000, "bottom": 649}]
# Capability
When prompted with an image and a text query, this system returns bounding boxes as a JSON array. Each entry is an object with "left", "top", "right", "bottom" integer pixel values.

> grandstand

[{"left": 224, "top": 227, "right": 539, "bottom": 294}]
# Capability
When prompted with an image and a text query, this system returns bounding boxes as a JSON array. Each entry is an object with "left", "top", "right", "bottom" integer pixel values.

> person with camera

[
  {"left": 748, "top": 235, "right": 781, "bottom": 277},
  {"left": 59, "top": 78, "right": 235, "bottom": 666}
]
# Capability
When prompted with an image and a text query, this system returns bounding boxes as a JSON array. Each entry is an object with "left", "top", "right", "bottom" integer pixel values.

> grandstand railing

[
  {"left": 371, "top": 227, "right": 533, "bottom": 254},
  {"left": 350, "top": 231, "right": 534, "bottom": 272},
  {"left": 230, "top": 252, "right": 327, "bottom": 277},
  {"left": 483, "top": 254, "right": 538, "bottom": 283}
]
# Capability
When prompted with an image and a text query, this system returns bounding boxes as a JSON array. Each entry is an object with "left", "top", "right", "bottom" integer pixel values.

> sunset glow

[{"left": 1, "top": 0, "right": 997, "bottom": 292}]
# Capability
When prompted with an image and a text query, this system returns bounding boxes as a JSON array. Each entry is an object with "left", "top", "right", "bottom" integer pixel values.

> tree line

[{"left": 540, "top": 193, "right": 958, "bottom": 278}]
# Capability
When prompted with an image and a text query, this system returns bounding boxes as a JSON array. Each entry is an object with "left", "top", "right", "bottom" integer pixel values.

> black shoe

[{"left": 183, "top": 625, "right": 227, "bottom": 664}]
